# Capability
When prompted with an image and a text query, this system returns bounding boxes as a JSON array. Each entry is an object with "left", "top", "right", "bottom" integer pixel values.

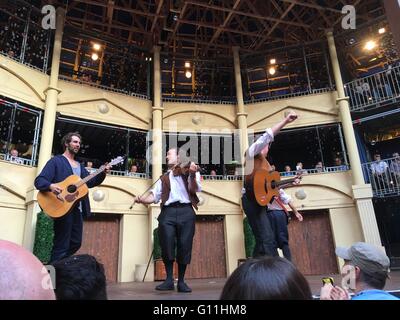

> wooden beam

[
  {"left": 279, "top": 0, "right": 342, "bottom": 14},
  {"left": 185, "top": 0, "right": 311, "bottom": 28},
  {"left": 71, "top": 0, "right": 163, "bottom": 18},
  {"left": 151, "top": 0, "right": 164, "bottom": 32}
]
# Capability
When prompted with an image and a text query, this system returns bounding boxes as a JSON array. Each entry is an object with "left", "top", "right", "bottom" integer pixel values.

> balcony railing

[
  {"left": 362, "top": 156, "right": 400, "bottom": 198},
  {"left": 0, "top": 153, "right": 36, "bottom": 166},
  {"left": 345, "top": 64, "right": 400, "bottom": 112}
]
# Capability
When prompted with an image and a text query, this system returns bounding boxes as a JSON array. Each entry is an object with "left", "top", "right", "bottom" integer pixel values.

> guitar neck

[
  {"left": 76, "top": 166, "right": 106, "bottom": 188},
  {"left": 276, "top": 177, "right": 298, "bottom": 188}
]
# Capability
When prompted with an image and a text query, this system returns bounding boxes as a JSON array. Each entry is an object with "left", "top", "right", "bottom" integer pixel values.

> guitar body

[
  {"left": 253, "top": 169, "right": 281, "bottom": 206},
  {"left": 37, "top": 175, "right": 89, "bottom": 218}
]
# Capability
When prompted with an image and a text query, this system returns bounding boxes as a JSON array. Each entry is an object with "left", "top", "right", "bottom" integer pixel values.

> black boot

[
  {"left": 155, "top": 260, "right": 174, "bottom": 291},
  {"left": 177, "top": 263, "right": 192, "bottom": 293}
]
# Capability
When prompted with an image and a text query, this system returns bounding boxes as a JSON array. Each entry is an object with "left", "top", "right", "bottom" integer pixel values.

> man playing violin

[
  {"left": 136, "top": 147, "right": 201, "bottom": 293},
  {"left": 242, "top": 111, "right": 298, "bottom": 258}
]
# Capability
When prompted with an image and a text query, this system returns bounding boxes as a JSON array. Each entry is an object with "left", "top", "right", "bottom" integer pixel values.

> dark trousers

[
  {"left": 50, "top": 208, "right": 83, "bottom": 263},
  {"left": 267, "top": 209, "right": 291, "bottom": 261},
  {"left": 241, "top": 194, "right": 278, "bottom": 258},
  {"left": 157, "top": 204, "right": 196, "bottom": 265}
]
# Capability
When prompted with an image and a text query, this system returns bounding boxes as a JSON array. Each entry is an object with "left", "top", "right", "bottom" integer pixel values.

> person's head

[
  {"left": 130, "top": 164, "right": 138, "bottom": 173},
  {"left": 10, "top": 148, "right": 18, "bottom": 157},
  {"left": 284, "top": 165, "right": 291, "bottom": 172},
  {"left": 86, "top": 161, "right": 93, "bottom": 168},
  {"left": 61, "top": 132, "right": 81, "bottom": 155},
  {"left": 296, "top": 162, "right": 303, "bottom": 170},
  {"left": 334, "top": 157, "right": 342, "bottom": 166},
  {"left": 52, "top": 254, "right": 107, "bottom": 300},
  {"left": 210, "top": 169, "right": 217, "bottom": 176},
  {"left": 374, "top": 153, "right": 381, "bottom": 161},
  {"left": 166, "top": 147, "right": 179, "bottom": 166},
  {"left": 220, "top": 257, "right": 312, "bottom": 300},
  {"left": 393, "top": 152, "right": 399, "bottom": 159},
  {"left": 335, "top": 242, "right": 390, "bottom": 292},
  {"left": 0, "top": 240, "right": 55, "bottom": 300}
]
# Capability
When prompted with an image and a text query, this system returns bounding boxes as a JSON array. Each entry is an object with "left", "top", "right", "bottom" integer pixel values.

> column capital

[
  {"left": 352, "top": 184, "right": 373, "bottom": 200},
  {"left": 336, "top": 96, "right": 349, "bottom": 103},
  {"left": 236, "top": 112, "right": 248, "bottom": 117},
  {"left": 152, "top": 106, "right": 164, "bottom": 112},
  {"left": 43, "top": 86, "right": 62, "bottom": 94},
  {"left": 325, "top": 29, "right": 334, "bottom": 37}
]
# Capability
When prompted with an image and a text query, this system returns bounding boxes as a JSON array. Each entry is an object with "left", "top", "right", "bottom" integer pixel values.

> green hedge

[
  {"left": 153, "top": 228, "right": 162, "bottom": 259},
  {"left": 243, "top": 217, "right": 255, "bottom": 258},
  {"left": 33, "top": 211, "right": 54, "bottom": 264}
]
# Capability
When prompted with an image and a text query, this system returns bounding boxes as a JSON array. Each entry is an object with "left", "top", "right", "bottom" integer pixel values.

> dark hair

[
  {"left": 359, "top": 268, "right": 387, "bottom": 290},
  {"left": 220, "top": 257, "right": 312, "bottom": 300},
  {"left": 52, "top": 254, "right": 107, "bottom": 300},
  {"left": 61, "top": 132, "right": 82, "bottom": 151}
]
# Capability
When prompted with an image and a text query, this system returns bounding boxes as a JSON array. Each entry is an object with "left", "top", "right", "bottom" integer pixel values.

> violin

[{"left": 172, "top": 161, "right": 200, "bottom": 176}]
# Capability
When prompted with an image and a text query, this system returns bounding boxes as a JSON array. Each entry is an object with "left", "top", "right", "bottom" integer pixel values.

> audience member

[
  {"left": 370, "top": 153, "right": 389, "bottom": 189},
  {"left": 0, "top": 239, "right": 55, "bottom": 300},
  {"left": 282, "top": 165, "right": 294, "bottom": 176},
  {"left": 295, "top": 162, "right": 307, "bottom": 175},
  {"left": 51, "top": 254, "right": 107, "bottom": 300},
  {"left": 315, "top": 161, "right": 325, "bottom": 173},
  {"left": 7, "top": 148, "right": 23, "bottom": 164},
  {"left": 85, "top": 161, "right": 95, "bottom": 173},
  {"left": 320, "top": 242, "right": 399, "bottom": 300},
  {"left": 220, "top": 256, "right": 312, "bottom": 300},
  {"left": 390, "top": 152, "right": 400, "bottom": 184},
  {"left": 334, "top": 157, "right": 348, "bottom": 171}
]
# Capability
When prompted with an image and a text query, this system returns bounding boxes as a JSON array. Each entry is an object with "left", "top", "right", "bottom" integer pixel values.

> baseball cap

[{"left": 335, "top": 242, "right": 390, "bottom": 276}]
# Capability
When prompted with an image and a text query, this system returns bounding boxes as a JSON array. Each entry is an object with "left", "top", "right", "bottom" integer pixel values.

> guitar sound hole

[{"left": 67, "top": 185, "right": 77, "bottom": 193}]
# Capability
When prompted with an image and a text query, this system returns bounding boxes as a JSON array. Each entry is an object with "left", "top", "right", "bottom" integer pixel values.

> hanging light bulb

[
  {"left": 91, "top": 53, "right": 99, "bottom": 61},
  {"left": 185, "top": 61, "right": 191, "bottom": 68},
  {"left": 270, "top": 58, "right": 276, "bottom": 65},
  {"left": 185, "top": 70, "right": 192, "bottom": 78},
  {"left": 364, "top": 40, "right": 376, "bottom": 51},
  {"left": 268, "top": 67, "right": 276, "bottom": 75},
  {"left": 92, "top": 43, "right": 101, "bottom": 51}
]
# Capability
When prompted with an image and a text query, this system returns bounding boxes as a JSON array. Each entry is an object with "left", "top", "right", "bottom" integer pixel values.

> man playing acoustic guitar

[
  {"left": 35, "top": 132, "right": 110, "bottom": 263},
  {"left": 242, "top": 111, "right": 299, "bottom": 258}
]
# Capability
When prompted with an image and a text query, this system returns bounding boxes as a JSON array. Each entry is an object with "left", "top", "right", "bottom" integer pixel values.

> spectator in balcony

[
  {"left": 372, "top": 73, "right": 393, "bottom": 100},
  {"left": 315, "top": 161, "right": 325, "bottom": 173},
  {"left": 128, "top": 164, "right": 138, "bottom": 176},
  {"left": 282, "top": 165, "right": 294, "bottom": 176},
  {"left": 370, "top": 153, "right": 389, "bottom": 190},
  {"left": 390, "top": 152, "right": 400, "bottom": 185},
  {"left": 334, "top": 157, "right": 348, "bottom": 171},
  {"left": 6, "top": 148, "right": 23, "bottom": 164},
  {"left": 209, "top": 169, "right": 217, "bottom": 180},
  {"left": 295, "top": 162, "right": 307, "bottom": 175},
  {"left": 85, "top": 161, "right": 95, "bottom": 173}
]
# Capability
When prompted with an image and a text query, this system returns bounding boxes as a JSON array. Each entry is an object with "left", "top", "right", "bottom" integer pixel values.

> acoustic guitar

[
  {"left": 37, "top": 156, "right": 124, "bottom": 218},
  {"left": 253, "top": 169, "right": 301, "bottom": 206}
]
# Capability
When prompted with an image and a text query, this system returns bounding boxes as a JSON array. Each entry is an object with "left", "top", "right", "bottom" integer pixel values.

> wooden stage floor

[{"left": 107, "top": 271, "right": 400, "bottom": 300}]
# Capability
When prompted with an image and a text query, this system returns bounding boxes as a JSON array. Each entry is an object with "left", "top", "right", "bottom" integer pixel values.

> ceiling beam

[
  {"left": 279, "top": 0, "right": 342, "bottom": 14},
  {"left": 185, "top": 0, "right": 311, "bottom": 28}
]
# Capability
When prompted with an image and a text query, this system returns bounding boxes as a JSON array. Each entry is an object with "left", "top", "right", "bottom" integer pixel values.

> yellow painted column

[
  {"left": 23, "top": 8, "right": 65, "bottom": 251},
  {"left": 232, "top": 47, "right": 248, "bottom": 166},
  {"left": 145, "top": 45, "right": 164, "bottom": 281},
  {"left": 37, "top": 8, "right": 65, "bottom": 171},
  {"left": 326, "top": 30, "right": 381, "bottom": 247}
]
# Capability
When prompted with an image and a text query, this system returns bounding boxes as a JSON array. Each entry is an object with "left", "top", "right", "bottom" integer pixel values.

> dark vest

[
  {"left": 244, "top": 154, "right": 272, "bottom": 201},
  {"left": 160, "top": 173, "right": 200, "bottom": 210}
]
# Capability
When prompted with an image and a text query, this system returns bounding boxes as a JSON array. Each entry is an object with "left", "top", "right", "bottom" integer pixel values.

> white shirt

[
  {"left": 247, "top": 128, "right": 274, "bottom": 158},
  {"left": 370, "top": 161, "right": 388, "bottom": 175},
  {"left": 151, "top": 171, "right": 202, "bottom": 205},
  {"left": 267, "top": 189, "right": 292, "bottom": 210}
]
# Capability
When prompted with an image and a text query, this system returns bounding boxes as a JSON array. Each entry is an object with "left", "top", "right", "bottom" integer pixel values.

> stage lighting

[
  {"left": 268, "top": 67, "right": 276, "bottom": 75},
  {"left": 91, "top": 53, "right": 99, "bottom": 61},
  {"left": 185, "top": 70, "right": 192, "bottom": 78}
]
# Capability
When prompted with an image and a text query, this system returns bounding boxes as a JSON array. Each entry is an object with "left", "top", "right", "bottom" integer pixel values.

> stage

[{"left": 107, "top": 271, "right": 400, "bottom": 300}]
